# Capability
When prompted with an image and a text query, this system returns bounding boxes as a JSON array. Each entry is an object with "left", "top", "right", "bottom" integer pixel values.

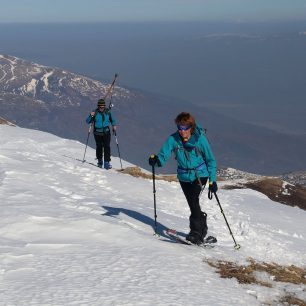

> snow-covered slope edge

[
  {"left": 0, "top": 125, "right": 305, "bottom": 305},
  {"left": 0, "top": 116, "right": 15, "bottom": 126}
]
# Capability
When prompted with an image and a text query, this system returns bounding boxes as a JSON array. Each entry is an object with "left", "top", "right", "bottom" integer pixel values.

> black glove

[
  {"left": 149, "top": 154, "right": 160, "bottom": 166},
  {"left": 209, "top": 181, "right": 218, "bottom": 193}
]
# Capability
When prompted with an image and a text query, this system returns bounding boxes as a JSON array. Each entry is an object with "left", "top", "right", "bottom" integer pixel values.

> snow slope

[{"left": 0, "top": 125, "right": 305, "bottom": 305}]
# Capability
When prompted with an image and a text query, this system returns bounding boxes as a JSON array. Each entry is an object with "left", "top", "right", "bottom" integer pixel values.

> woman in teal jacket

[
  {"left": 86, "top": 98, "right": 117, "bottom": 169},
  {"left": 149, "top": 112, "right": 218, "bottom": 245}
]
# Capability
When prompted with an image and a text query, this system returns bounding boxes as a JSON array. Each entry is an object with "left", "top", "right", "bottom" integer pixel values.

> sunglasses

[{"left": 177, "top": 125, "right": 191, "bottom": 131}]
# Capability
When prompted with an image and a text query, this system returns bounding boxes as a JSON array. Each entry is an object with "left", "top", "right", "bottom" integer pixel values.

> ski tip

[{"left": 166, "top": 229, "right": 177, "bottom": 235}]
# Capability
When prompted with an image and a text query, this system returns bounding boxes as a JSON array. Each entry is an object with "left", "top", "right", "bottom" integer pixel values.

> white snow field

[{"left": 0, "top": 125, "right": 305, "bottom": 306}]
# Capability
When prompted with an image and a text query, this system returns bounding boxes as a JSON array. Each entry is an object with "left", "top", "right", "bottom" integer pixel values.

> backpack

[{"left": 92, "top": 108, "right": 114, "bottom": 133}]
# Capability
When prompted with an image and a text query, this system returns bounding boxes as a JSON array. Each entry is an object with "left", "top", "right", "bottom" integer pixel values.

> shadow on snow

[{"left": 101, "top": 205, "right": 185, "bottom": 240}]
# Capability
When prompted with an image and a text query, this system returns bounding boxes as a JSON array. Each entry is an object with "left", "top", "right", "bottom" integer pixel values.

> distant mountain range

[{"left": 1, "top": 54, "right": 306, "bottom": 175}]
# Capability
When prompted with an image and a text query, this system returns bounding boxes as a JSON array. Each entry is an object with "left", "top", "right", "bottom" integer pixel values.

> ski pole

[
  {"left": 114, "top": 131, "right": 123, "bottom": 170},
  {"left": 82, "top": 118, "right": 93, "bottom": 162},
  {"left": 151, "top": 159, "right": 158, "bottom": 235},
  {"left": 209, "top": 190, "right": 241, "bottom": 250}
]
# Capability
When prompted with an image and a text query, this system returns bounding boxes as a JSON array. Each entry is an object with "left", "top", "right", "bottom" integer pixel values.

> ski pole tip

[{"left": 234, "top": 243, "right": 241, "bottom": 250}]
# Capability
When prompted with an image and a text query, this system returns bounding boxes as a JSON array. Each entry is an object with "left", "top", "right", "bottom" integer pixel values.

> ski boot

[
  {"left": 97, "top": 159, "right": 103, "bottom": 168},
  {"left": 186, "top": 231, "right": 203, "bottom": 245},
  {"left": 104, "top": 161, "right": 112, "bottom": 170}
]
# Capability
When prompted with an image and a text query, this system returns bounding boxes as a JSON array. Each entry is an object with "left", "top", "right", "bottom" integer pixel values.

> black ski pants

[
  {"left": 94, "top": 132, "right": 111, "bottom": 162},
  {"left": 179, "top": 177, "right": 208, "bottom": 236}
]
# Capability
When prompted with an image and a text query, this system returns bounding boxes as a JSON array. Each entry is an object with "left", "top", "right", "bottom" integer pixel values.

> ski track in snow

[{"left": 0, "top": 125, "right": 305, "bottom": 305}]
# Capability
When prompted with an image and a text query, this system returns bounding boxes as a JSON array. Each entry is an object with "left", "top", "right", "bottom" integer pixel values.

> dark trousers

[
  {"left": 180, "top": 177, "right": 208, "bottom": 237},
  {"left": 94, "top": 132, "right": 111, "bottom": 162}
]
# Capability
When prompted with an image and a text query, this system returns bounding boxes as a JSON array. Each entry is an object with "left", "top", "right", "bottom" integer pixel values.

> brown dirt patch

[
  {"left": 206, "top": 258, "right": 306, "bottom": 305},
  {"left": 245, "top": 178, "right": 306, "bottom": 211},
  {"left": 281, "top": 295, "right": 306, "bottom": 306},
  {"left": 119, "top": 166, "right": 177, "bottom": 182},
  {"left": 206, "top": 258, "right": 306, "bottom": 286},
  {"left": 0, "top": 116, "right": 15, "bottom": 126}
]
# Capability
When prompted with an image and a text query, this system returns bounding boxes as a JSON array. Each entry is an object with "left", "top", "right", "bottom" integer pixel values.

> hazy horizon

[
  {"left": 1, "top": 0, "right": 306, "bottom": 23},
  {"left": 1, "top": 21, "right": 306, "bottom": 135}
]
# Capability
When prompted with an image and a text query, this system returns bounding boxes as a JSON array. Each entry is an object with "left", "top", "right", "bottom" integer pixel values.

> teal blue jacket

[
  {"left": 157, "top": 130, "right": 217, "bottom": 183},
  {"left": 86, "top": 109, "right": 116, "bottom": 133}
]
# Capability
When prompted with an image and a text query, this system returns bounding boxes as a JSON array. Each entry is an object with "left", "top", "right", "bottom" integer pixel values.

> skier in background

[
  {"left": 86, "top": 98, "right": 117, "bottom": 169},
  {"left": 149, "top": 112, "right": 217, "bottom": 245}
]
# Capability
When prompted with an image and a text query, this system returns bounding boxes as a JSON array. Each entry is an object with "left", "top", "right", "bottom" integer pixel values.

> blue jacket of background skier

[
  {"left": 156, "top": 128, "right": 217, "bottom": 183},
  {"left": 86, "top": 109, "right": 116, "bottom": 133}
]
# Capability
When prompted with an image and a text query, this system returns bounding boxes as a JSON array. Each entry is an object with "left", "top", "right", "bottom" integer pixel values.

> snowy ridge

[
  {"left": 218, "top": 167, "right": 261, "bottom": 181},
  {"left": 281, "top": 170, "right": 306, "bottom": 188},
  {"left": 0, "top": 54, "right": 132, "bottom": 107},
  {"left": 0, "top": 125, "right": 305, "bottom": 305}
]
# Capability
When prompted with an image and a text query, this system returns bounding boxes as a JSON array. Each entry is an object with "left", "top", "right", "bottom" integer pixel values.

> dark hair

[{"left": 175, "top": 112, "right": 196, "bottom": 133}]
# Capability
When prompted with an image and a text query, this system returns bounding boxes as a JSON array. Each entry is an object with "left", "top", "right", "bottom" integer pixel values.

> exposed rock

[{"left": 0, "top": 116, "right": 15, "bottom": 126}]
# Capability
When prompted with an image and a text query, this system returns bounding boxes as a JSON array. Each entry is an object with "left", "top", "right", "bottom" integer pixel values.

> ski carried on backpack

[
  {"left": 166, "top": 229, "right": 217, "bottom": 248},
  {"left": 104, "top": 73, "right": 118, "bottom": 108}
]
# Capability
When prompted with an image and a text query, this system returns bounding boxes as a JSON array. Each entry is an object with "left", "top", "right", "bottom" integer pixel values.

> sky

[{"left": 0, "top": 0, "right": 306, "bottom": 23}]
